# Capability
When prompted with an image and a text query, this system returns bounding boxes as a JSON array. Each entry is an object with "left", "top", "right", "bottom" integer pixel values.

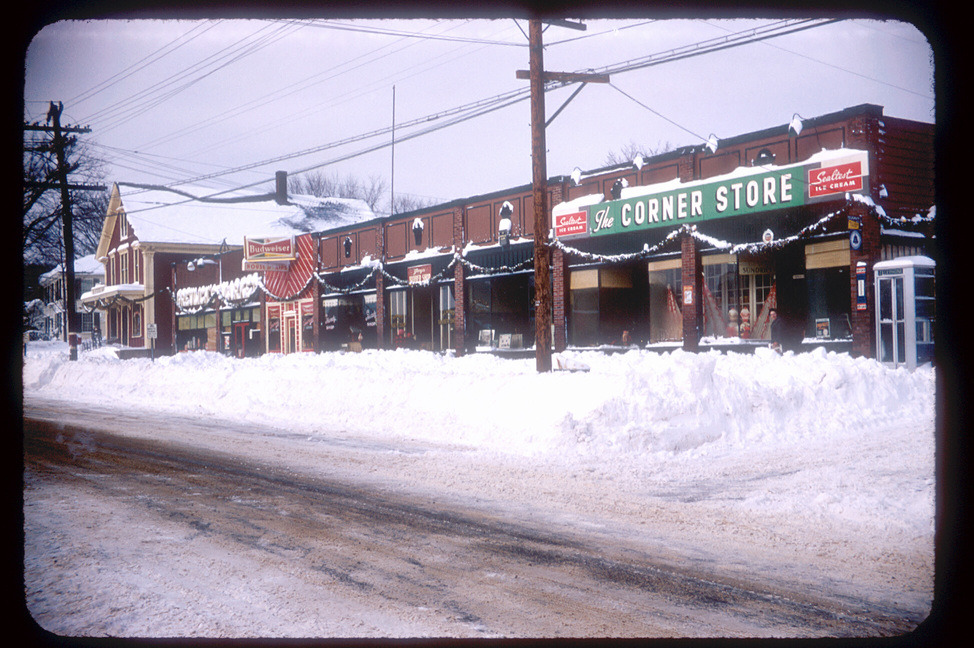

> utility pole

[
  {"left": 24, "top": 102, "right": 105, "bottom": 360},
  {"left": 520, "top": 19, "right": 608, "bottom": 372}
]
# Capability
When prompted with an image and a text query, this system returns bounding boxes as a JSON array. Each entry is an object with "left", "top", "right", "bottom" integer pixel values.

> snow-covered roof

[
  {"left": 113, "top": 184, "right": 375, "bottom": 248},
  {"left": 39, "top": 254, "right": 105, "bottom": 284}
]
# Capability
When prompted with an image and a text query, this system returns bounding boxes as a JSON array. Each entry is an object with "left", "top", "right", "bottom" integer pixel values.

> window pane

[{"left": 879, "top": 279, "right": 892, "bottom": 321}]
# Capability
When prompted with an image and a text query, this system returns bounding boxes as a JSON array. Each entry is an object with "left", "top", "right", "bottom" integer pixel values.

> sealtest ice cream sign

[{"left": 554, "top": 150, "right": 869, "bottom": 238}]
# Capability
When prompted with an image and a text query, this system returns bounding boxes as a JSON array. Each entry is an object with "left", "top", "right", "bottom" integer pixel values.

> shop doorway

[
  {"left": 388, "top": 287, "right": 436, "bottom": 350},
  {"left": 282, "top": 310, "right": 299, "bottom": 354},
  {"left": 233, "top": 322, "right": 249, "bottom": 358}
]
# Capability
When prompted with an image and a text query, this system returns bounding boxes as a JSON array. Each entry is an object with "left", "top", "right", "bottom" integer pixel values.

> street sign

[{"left": 146, "top": 323, "right": 158, "bottom": 340}]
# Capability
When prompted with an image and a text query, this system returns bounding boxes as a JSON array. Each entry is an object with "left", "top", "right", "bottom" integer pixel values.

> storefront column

[
  {"left": 681, "top": 232, "right": 703, "bottom": 351},
  {"left": 452, "top": 205, "right": 466, "bottom": 356},
  {"left": 849, "top": 206, "right": 881, "bottom": 358},
  {"left": 310, "top": 279, "right": 321, "bottom": 352},
  {"left": 453, "top": 257, "right": 466, "bottom": 356},
  {"left": 375, "top": 224, "right": 386, "bottom": 350},
  {"left": 552, "top": 245, "right": 568, "bottom": 351}
]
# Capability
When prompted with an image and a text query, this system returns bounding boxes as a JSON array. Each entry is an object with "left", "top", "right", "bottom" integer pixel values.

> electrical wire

[
  {"left": 107, "top": 18, "right": 864, "bottom": 201},
  {"left": 133, "top": 20, "right": 472, "bottom": 151},
  {"left": 298, "top": 19, "right": 527, "bottom": 47},
  {"left": 67, "top": 21, "right": 225, "bottom": 107},
  {"left": 82, "top": 21, "right": 307, "bottom": 132}
]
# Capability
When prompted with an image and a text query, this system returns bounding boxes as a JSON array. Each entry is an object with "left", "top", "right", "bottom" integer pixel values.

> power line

[
  {"left": 82, "top": 21, "right": 307, "bottom": 132},
  {"left": 702, "top": 19, "right": 932, "bottom": 100},
  {"left": 141, "top": 20, "right": 471, "bottom": 154},
  {"left": 544, "top": 20, "right": 658, "bottom": 46},
  {"left": 143, "top": 20, "right": 501, "bottom": 158},
  {"left": 108, "top": 19, "right": 848, "bottom": 199},
  {"left": 297, "top": 19, "right": 527, "bottom": 47},
  {"left": 67, "top": 20, "right": 225, "bottom": 107}
]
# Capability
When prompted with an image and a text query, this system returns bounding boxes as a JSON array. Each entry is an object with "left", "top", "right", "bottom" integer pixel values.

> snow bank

[{"left": 23, "top": 342, "right": 934, "bottom": 461}]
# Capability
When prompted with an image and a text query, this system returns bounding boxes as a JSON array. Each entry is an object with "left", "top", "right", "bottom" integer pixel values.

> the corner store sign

[{"left": 554, "top": 151, "right": 869, "bottom": 238}]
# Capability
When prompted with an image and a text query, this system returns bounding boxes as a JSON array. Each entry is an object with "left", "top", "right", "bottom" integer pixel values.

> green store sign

[{"left": 553, "top": 151, "right": 868, "bottom": 239}]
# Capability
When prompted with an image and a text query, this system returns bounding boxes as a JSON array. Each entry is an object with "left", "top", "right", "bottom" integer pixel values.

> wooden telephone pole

[
  {"left": 24, "top": 101, "right": 105, "bottom": 360},
  {"left": 520, "top": 19, "right": 608, "bottom": 372}
]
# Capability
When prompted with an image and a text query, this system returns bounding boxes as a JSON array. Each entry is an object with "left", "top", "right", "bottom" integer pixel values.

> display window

[
  {"left": 805, "top": 239, "right": 852, "bottom": 340},
  {"left": 647, "top": 262, "right": 682, "bottom": 343},
  {"left": 466, "top": 275, "right": 533, "bottom": 349},
  {"left": 704, "top": 256, "right": 739, "bottom": 338}
]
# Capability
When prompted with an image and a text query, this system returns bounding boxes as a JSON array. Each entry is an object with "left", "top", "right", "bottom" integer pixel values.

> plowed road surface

[{"left": 22, "top": 399, "right": 925, "bottom": 638}]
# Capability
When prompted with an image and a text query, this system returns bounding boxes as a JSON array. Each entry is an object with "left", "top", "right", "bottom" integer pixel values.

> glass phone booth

[{"left": 874, "top": 256, "right": 935, "bottom": 369}]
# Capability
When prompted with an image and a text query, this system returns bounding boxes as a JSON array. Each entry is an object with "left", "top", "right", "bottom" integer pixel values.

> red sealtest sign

[{"left": 807, "top": 161, "right": 863, "bottom": 198}]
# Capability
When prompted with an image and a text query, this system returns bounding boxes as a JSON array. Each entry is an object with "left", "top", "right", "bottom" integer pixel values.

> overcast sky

[{"left": 23, "top": 13, "right": 935, "bottom": 215}]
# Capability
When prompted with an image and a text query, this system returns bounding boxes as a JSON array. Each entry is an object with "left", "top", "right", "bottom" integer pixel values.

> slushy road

[{"left": 22, "top": 399, "right": 921, "bottom": 638}]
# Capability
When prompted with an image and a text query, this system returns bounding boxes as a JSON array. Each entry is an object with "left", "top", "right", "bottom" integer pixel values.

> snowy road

[{"left": 23, "top": 397, "right": 927, "bottom": 639}]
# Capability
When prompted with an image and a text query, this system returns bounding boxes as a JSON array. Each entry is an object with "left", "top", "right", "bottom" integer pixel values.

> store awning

[{"left": 79, "top": 283, "right": 145, "bottom": 305}]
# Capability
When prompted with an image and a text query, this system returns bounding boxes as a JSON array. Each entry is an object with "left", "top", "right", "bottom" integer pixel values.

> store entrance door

[
  {"left": 413, "top": 287, "right": 433, "bottom": 350},
  {"left": 282, "top": 311, "right": 299, "bottom": 354},
  {"left": 233, "top": 322, "right": 249, "bottom": 358}
]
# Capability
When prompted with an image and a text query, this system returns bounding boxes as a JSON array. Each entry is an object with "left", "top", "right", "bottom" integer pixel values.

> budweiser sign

[
  {"left": 554, "top": 211, "right": 588, "bottom": 237},
  {"left": 244, "top": 236, "right": 295, "bottom": 261},
  {"left": 807, "top": 161, "right": 864, "bottom": 198}
]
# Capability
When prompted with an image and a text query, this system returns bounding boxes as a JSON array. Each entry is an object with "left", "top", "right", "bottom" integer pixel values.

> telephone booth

[{"left": 874, "top": 256, "right": 935, "bottom": 369}]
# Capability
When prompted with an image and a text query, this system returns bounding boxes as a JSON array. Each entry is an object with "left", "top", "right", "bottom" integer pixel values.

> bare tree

[
  {"left": 22, "top": 132, "right": 108, "bottom": 265},
  {"left": 391, "top": 193, "right": 436, "bottom": 216},
  {"left": 288, "top": 170, "right": 388, "bottom": 213},
  {"left": 602, "top": 140, "right": 673, "bottom": 167}
]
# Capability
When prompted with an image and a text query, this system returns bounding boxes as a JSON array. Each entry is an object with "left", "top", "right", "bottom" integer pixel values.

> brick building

[
  {"left": 306, "top": 103, "right": 933, "bottom": 359},
  {"left": 92, "top": 103, "right": 932, "bottom": 361},
  {"left": 80, "top": 179, "right": 375, "bottom": 356}
]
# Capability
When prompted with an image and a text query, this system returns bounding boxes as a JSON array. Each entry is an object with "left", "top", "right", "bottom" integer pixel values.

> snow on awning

[{"left": 79, "top": 283, "right": 145, "bottom": 305}]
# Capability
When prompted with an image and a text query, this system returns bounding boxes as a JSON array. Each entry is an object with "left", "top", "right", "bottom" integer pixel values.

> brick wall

[
  {"left": 552, "top": 246, "right": 568, "bottom": 351},
  {"left": 849, "top": 205, "right": 881, "bottom": 358},
  {"left": 453, "top": 205, "right": 466, "bottom": 356},
  {"left": 681, "top": 232, "right": 703, "bottom": 351}
]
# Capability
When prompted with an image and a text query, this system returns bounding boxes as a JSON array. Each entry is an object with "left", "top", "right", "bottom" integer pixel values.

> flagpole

[{"left": 390, "top": 85, "right": 396, "bottom": 217}]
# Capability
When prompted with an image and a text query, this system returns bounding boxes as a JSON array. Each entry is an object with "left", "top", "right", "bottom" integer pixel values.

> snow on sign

[
  {"left": 407, "top": 264, "right": 432, "bottom": 285},
  {"left": 554, "top": 211, "right": 587, "bottom": 237},
  {"left": 554, "top": 149, "right": 869, "bottom": 239}
]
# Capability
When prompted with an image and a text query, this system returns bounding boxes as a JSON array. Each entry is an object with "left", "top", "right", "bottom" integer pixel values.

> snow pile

[{"left": 23, "top": 343, "right": 934, "bottom": 461}]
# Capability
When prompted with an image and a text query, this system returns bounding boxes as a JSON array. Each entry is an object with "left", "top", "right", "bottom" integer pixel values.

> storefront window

[
  {"left": 647, "top": 264, "right": 682, "bottom": 343},
  {"left": 300, "top": 300, "right": 315, "bottom": 351},
  {"left": 323, "top": 295, "right": 374, "bottom": 350},
  {"left": 467, "top": 275, "right": 533, "bottom": 349},
  {"left": 806, "top": 267, "right": 852, "bottom": 340},
  {"left": 738, "top": 271, "right": 774, "bottom": 339},
  {"left": 267, "top": 304, "right": 280, "bottom": 353},
  {"left": 439, "top": 284, "right": 455, "bottom": 351},
  {"left": 704, "top": 259, "right": 738, "bottom": 338},
  {"left": 176, "top": 312, "right": 214, "bottom": 350},
  {"left": 389, "top": 289, "right": 410, "bottom": 347}
]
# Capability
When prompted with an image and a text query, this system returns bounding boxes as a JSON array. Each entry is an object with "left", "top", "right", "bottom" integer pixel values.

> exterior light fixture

[
  {"left": 412, "top": 218, "right": 424, "bottom": 247},
  {"left": 705, "top": 134, "right": 719, "bottom": 154},
  {"left": 498, "top": 202, "right": 513, "bottom": 247},
  {"left": 754, "top": 148, "right": 775, "bottom": 166},
  {"left": 343, "top": 236, "right": 352, "bottom": 258},
  {"left": 789, "top": 113, "right": 804, "bottom": 136},
  {"left": 609, "top": 178, "right": 627, "bottom": 200}
]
